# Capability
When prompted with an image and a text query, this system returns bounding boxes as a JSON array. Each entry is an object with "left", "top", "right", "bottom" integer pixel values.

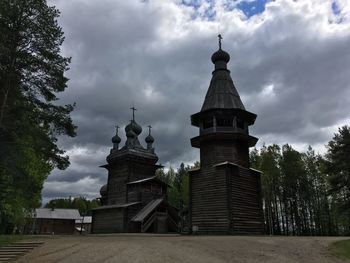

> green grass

[
  {"left": 0, "top": 235, "right": 27, "bottom": 248},
  {"left": 329, "top": 239, "right": 350, "bottom": 260}
]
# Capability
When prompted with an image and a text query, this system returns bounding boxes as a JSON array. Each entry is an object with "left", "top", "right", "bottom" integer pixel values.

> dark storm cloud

[{"left": 43, "top": 0, "right": 350, "bottom": 202}]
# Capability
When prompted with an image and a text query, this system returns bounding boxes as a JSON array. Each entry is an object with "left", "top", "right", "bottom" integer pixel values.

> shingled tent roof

[
  {"left": 201, "top": 70, "right": 245, "bottom": 111},
  {"left": 201, "top": 46, "right": 245, "bottom": 112}
]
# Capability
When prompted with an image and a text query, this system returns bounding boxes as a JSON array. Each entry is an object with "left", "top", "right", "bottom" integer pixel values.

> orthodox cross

[
  {"left": 218, "top": 34, "right": 222, "bottom": 49},
  {"left": 130, "top": 107, "right": 137, "bottom": 121},
  {"left": 148, "top": 125, "right": 152, "bottom": 135},
  {"left": 115, "top": 125, "right": 119, "bottom": 134}
]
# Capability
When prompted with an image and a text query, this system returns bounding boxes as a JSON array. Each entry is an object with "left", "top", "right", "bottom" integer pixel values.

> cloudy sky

[{"left": 43, "top": 0, "right": 350, "bottom": 203}]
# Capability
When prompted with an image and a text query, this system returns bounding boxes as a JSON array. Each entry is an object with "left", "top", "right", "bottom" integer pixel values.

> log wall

[
  {"left": 92, "top": 208, "right": 124, "bottom": 233},
  {"left": 107, "top": 161, "right": 158, "bottom": 205},
  {"left": 190, "top": 166, "right": 229, "bottom": 234},
  {"left": 228, "top": 166, "right": 264, "bottom": 234},
  {"left": 107, "top": 164, "right": 128, "bottom": 204},
  {"left": 190, "top": 164, "right": 264, "bottom": 235},
  {"left": 200, "top": 140, "right": 249, "bottom": 168}
]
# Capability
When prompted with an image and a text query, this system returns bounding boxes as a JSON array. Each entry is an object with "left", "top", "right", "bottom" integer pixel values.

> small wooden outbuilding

[{"left": 29, "top": 208, "right": 81, "bottom": 234}]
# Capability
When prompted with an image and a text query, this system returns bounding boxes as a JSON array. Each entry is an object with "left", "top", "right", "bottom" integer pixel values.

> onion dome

[
  {"left": 112, "top": 133, "right": 121, "bottom": 144},
  {"left": 145, "top": 134, "right": 154, "bottom": 144},
  {"left": 125, "top": 120, "right": 142, "bottom": 136},
  {"left": 100, "top": 184, "right": 107, "bottom": 196},
  {"left": 126, "top": 128, "right": 137, "bottom": 138},
  {"left": 211, "top": 48, "right": 230, "bottom": 64}
]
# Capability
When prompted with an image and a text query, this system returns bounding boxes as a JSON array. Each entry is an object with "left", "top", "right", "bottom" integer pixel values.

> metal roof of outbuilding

[{"left": 35, "top": 208, "right": 81, "bottom": 220}]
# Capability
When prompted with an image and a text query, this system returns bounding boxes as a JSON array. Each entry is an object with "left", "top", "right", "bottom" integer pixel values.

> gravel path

[{"left": 15, "top": 234, "right": 349, "bottom": 263}]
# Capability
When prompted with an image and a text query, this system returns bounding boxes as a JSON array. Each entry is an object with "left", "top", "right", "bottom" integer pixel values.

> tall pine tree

[
  {"left": 0, "top": 0, "right": 75, "bottom": 233},
  {"left": 326, "top": 126, "right": 350, "bottom": 234}
]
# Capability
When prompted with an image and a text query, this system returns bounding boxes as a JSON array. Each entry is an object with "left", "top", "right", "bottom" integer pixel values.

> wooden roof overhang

[
  {"left": 107, "top": 148, "right": 158, "bottom": 162},
  {"left": 127, "top": 176, "right": 171, "bottom": 187},
  {"left": 191, "top": 108, "right": 257, "bottom": 127},
  {"left": 188, "top": 161, "right": 262, "bottom": 176},
  {"left": 100, "top": 163, "right": 163, "bottom": 170},
  {"left": 92, "top": 202, "right": 141, "bottom": 211},
  {"left": 190, "top": 132, "right": 258, "bottom": 148},
  {"left": 100, "top": 149, "right": 163, "bottom": 169},
  {"left": 188, "top": 167, "right": 200, "bottom": 172},
  {"left": 213, "top": 161, "right": 262, "bottom": 173}
]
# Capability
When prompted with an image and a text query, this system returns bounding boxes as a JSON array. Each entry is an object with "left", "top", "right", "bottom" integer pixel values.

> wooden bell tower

[{"left": 189, "top": 35, "right": 264, "bottom": 234}]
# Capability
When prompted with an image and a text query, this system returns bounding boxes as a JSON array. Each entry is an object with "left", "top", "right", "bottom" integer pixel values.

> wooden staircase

[{"left": 0, "top": 241, "right": 44, "bottom": 262}]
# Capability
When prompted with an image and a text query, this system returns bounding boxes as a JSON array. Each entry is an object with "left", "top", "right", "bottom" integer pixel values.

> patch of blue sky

[
  {"left": 331, "top": 0, "right": 343, "bottom": 24},
  {"left": 204, "top": 1, "right": 216, "bottom": 21},
  {"left": 180, "top": 0, "right": 216, "bottom": 20},
  {"left": 180, "top": 0, "right": 271, "bottom": 20},
  {"left": 223, "top": 0, "right": 271, "bottom": 18},
  {"left": 237, "top": 0, "right": 269, "bottom": 18},
  {"left": 331, "top": 0, "right": 341, "bottom": 16},
  {"left": 181, "top": 0, "right": 202, "bottom": 9}
]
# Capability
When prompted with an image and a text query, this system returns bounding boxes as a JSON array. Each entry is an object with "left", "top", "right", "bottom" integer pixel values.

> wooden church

[
  {"left": 91, "top": 112, "right": 178, "bottom": 233},
  {"left": 188, "top": 36, "right": 264, "bottom": 234}
]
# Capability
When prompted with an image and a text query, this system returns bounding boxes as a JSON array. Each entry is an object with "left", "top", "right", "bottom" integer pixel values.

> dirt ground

[{"left": 15, "top": 234, "right": 349, "bottom": 263}]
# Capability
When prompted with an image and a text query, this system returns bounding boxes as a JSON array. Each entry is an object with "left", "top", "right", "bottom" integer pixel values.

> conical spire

[{"left": 201, "top": 35, "right": 245, "bottom": 112}]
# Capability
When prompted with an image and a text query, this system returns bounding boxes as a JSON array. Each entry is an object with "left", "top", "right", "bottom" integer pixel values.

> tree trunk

[{"left": 0, "top": 83, "right": 10, "bottom": 128}]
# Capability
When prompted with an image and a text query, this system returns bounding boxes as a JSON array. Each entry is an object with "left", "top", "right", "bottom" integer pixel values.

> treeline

[
  {"left": 45, "top": 197, "right": 100, "bottom": 216},
  {"left": 155, "top": 162, "right": 199, "bottom": 209},
  {"left": 250, "top": 126, "right": 350, "bottom": 236},
  {"left": 158, "top": 126, "right": 350, "bottom": 236}
]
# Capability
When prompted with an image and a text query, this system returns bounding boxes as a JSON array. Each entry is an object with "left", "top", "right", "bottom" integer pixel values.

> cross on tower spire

[
  {"left": 218, "top": 34, "right": 223, "bottom": 49},
  {"left": 130, "top": 107, "right": 137, "bottom": 121},
  {"left": 148, "top": 125, "right": 152, "bottom": 135},
  {"left": 115, "top": 125, "right": 119, "bottom": 133}
]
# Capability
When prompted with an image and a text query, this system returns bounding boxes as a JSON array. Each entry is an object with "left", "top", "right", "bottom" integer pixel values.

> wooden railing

[
  {"left": 141, "top": 212, "right": 157, "bottom": 233},
  {"left": 141, "top": 212, "right": 168, "bottom": 233}
]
